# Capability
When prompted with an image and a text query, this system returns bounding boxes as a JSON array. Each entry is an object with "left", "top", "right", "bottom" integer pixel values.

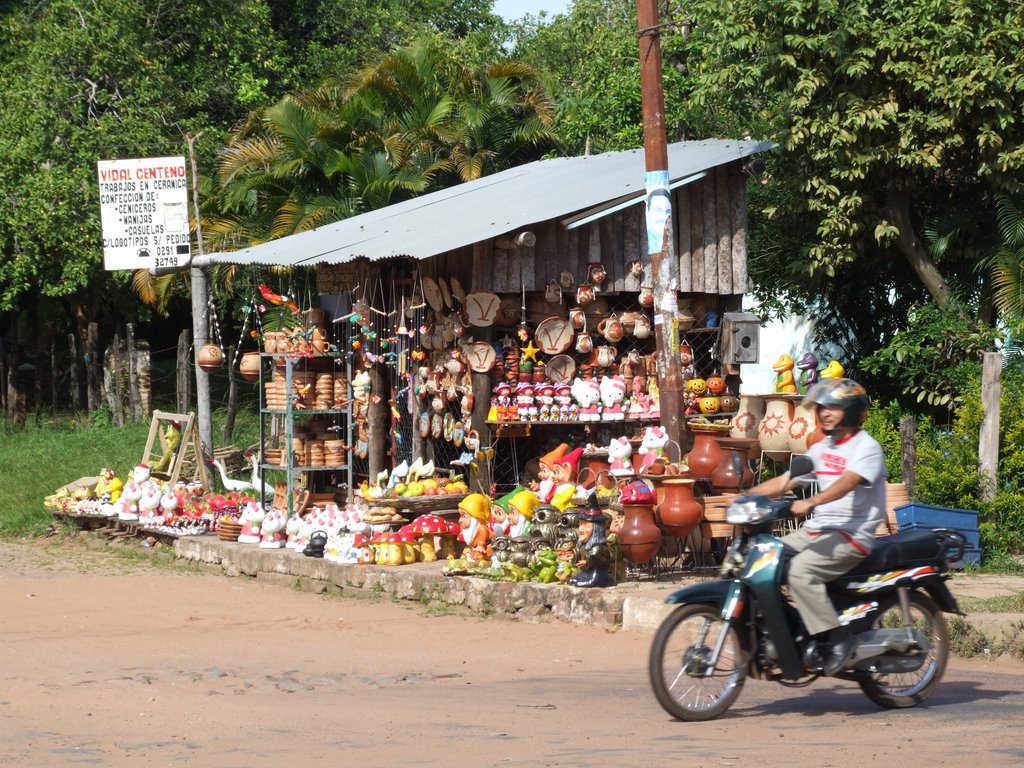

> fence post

[
  {"left": 86, "top": 322, "right": 101, "bottom": 413},
  {"left": 68, "top": 333, "right": 82, "bottom": 412},
  {"left": 177, "top": 329, "right": 192, "bottom": 414},
  {"left": 979, "top": 351, "right": 1002, "bottom": 503},
  {"left": 899, "top": 415, "right": 917, "bottom": 496}
]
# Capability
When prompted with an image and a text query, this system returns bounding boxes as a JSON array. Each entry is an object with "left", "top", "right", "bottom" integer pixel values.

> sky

[{"left": 492, "top": 0, "right": 572, "bottom": 21}]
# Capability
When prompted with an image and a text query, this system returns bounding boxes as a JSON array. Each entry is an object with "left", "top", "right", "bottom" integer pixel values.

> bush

[{"left": 863, "top": 401, "right": 907, "bottom": 484}]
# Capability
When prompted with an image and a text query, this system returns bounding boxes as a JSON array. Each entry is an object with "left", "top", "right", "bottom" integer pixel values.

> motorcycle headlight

[{"left": 726, "top": 495, "right": 773, "bottom": 524}]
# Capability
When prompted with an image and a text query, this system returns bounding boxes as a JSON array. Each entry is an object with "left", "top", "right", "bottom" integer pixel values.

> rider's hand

[{"left": 791, "top": 498, "right": 815, "bottom": 517}]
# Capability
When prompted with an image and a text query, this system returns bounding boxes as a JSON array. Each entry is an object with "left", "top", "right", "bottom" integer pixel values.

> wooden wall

[{"left": 410, "top": 160, "right": 748, "bottom": 298}]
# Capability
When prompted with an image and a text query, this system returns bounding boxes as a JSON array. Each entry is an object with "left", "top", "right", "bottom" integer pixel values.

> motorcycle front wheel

[
  {"left": 649, "top": 603, "right": 746, "bottom": 721},
  {"left": 859, "top": 591, "right": 949, "bottom": 708}
]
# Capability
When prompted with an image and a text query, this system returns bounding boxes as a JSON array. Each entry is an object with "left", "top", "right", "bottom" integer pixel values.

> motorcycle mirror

[{"left": 789, "top": 454, "right": 815, "bottom": 479}]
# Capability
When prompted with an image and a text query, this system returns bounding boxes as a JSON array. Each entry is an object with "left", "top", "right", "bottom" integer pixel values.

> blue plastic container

[
  {"left": 898, "top": 522, "right": 980, "bottom": 550},
  {"left": 895, "top": 502, "right": 979, "bottom": 531}
]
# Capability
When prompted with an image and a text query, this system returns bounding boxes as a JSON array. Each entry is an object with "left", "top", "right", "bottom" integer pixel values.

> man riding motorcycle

[{"left": 746, "top": 377, "right": 886, "bottom": 675}]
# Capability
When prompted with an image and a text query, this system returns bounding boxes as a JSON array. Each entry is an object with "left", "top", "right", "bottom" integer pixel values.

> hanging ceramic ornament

[{"left": 419, "top": 411, "right": 431, "bottom": 437}]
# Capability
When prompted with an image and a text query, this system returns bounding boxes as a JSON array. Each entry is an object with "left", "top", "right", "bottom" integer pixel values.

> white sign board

[{"left": 97, "top": 156, "right": 191, "bottom": 271}]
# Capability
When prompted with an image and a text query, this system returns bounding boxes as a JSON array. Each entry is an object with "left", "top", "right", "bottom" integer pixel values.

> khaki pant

[{"left": 782, "top": 528, "right": 867, "bottom": 636}]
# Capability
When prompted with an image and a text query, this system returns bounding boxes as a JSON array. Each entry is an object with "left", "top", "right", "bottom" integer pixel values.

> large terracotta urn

[
  {"left": 239, "top": 351, "right": 262, "bottom": 382},
  {"left": 758, "top": 395, "right": 795, "bottom": 462},
  {"left": 788, "top": 400, "right": 818, "bottom": 455},
  {"left": 685, "top": 424, "right": 727, "bottom": 481},
  {"left": 711, "top": 437, "right": 758, "bottom": 492},
  {"left": 655, "top": 477, "right": 703, "bottom": 538},
  {"left": 731, "top": 395, "right": 765, "bottom": 459},
  {"left": 618, "top": 503, "right": 663, "bottom": 564}
]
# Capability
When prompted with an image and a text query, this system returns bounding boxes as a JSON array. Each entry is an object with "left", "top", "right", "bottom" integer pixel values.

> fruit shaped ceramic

[
  {"left": 685, "top": 378, "right": 707, "bottom": 397},
  {"left": 699, "top": 395, "right": 721, "bottom": 414},
  {"left": 719, "top": 391, "right": 739, "bottom": 413},
  {"left": 705, "top": 375, "right": 726, "bottom": 395}
]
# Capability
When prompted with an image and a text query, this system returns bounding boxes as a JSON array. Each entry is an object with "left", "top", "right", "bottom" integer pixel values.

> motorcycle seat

[{"left": 846, "top": 530, "right": 947, "bottom": 574}]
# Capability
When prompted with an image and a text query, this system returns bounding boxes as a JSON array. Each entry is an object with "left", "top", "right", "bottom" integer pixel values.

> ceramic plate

[
  {"left": 419, "top": 411, "right": 431, "bottom": 437},
  {"left": 422, "top": 276, "right": 444, "bottom": 313},
  {"left": 535, "top": 316, "right": 573, "bottom": 354},
  {"left": 465, "top": 290, "right": 502, "bottom": 327},
  {"left": 443, "top": 413, "right": 454, "bottom": 442},
  {"left": 546, "top": 355, "right": 576, "bottom": 383},
  {"left": 438, "top": 277, "right": 453, "bottom": 309},
  {"left": 463, "top": 341, "right": 497, "bottom": 373},
  {"left": 431, "top": 413, "right": 443, "bottom": 439},
  {"left": 450, "top": 277, "right": 466, "bottom": 305}
]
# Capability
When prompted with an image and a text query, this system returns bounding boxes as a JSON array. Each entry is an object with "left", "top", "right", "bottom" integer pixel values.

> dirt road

[{"left": 2, "top": 538, "right": 1023, "bottom": 767}]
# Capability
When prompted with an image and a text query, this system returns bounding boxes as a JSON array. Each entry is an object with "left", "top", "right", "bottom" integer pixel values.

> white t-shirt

[{"left": 802, "top": 429, "right": 887, "bottom": 549}]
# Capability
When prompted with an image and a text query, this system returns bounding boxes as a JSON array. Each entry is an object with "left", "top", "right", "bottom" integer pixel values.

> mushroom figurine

[
  {"left": 438, "top": 521, "right": 462, "bottom": 559},
  {"left": 411, "top": 514, "right": 449, "bottom": 562}
]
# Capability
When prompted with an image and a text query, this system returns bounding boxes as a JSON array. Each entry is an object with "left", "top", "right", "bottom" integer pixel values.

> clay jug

[
  {"left": 597, "top": 314, "right": 625, "bottom": 344},
  {"left": 638, "top": 285, "right": 654, "bottom": 308},
  {"left": 569, "top": 307, "right": 586, "bottom": 329},
  {"left": 239, "top": 351, "right": 262, "bottom": 382},
  {"left": 633, "top": 313, "right": 652, "bottom": 339},
  {"left": 758, "top": 395, "right": 795, "bottom": 462},
  {"left": 711, "top": 437, "right": 757, "bottom": 492},
  {"left": 655, "top": 477, "right": 703, "bottom": 538},
  {"left": 685, "top": 424, "right": 726, "bottom": 481},
  {"left": 731, "top": 394, "right": 764, "bottom": 456},
  {"left": 618, "top": 503, "right": 663, "bottom": 564},
  {"left": 788, "top": 400, "right": 818, "bottom": 455}
]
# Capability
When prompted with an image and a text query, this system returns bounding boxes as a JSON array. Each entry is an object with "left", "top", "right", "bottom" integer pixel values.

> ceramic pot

[
  {"left": 569, "top": 307, "right": 586, "bottom": 329},
  {"left": 711, "top": 437, "right": 757, "bottom": 492},
  {"left": 655, "top": 477, "right": 703, "bottom": 538},
  {"left": 618, "top": 503, "right": 663, "bottom": 564},
  {"left": 731, "top": 394, "right": 765, "bottom": 457},
  {"left": 638, "top": 285, "right": 654, "bottom": 308},
  {"left": 239, "top": 351, "right": 262, "bottom": 382},
  {"left": 597, "top": 314, "right": 625, "bottom": 344},
  {"left": 685, "top": 425, "right": 726, "bottom": 481},
  {"left": 633, "top": 313, "right": 652, "bottom": 339},
  {"left": 758, "top": 395, "right": 795, "bottom": 462},
  {"left": 788, "top": 400, "right": 818, "bottom": 455},
  {"left": 198, "top": 343, "right": 224, "bottom": 372}
]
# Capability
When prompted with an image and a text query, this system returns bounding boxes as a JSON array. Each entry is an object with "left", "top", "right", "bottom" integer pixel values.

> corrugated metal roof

[{"left": 202, "top": 138, "right": 773, "bottom": 267}]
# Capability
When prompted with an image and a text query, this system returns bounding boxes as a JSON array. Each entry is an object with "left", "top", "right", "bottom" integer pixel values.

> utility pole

[
  {"left": 637, "top": 0, "right": 686, "bottom": 451},
  {"left": 186, "top": 134, "right": 214, "bottom": 457}
]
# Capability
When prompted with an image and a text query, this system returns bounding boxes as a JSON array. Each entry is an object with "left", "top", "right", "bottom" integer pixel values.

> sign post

[{"left": 97, "top": 156, "right": 190, "bottom": 271}]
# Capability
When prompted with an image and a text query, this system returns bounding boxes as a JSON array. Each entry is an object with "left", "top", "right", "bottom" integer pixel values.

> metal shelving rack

[{"left": 257, "top": 353, "right": 354, "bottom": 514}]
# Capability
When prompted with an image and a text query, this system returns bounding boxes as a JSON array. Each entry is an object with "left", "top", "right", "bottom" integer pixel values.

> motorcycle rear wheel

[
  {"left": 649, "top": 603, "right": 746, "bottom": 721},
  {"left": 859, "top": 591, "right": 949, "bottom": 708}
]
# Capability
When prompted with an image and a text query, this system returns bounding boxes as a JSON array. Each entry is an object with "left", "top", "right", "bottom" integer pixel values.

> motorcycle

[{"left": 648, "top": 457, "right": 967, "bottom": 721}]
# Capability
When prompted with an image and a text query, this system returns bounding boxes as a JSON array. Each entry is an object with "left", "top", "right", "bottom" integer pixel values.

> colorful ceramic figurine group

[{"left": 773, "top": 353, "right": 845, "bottom": 394}]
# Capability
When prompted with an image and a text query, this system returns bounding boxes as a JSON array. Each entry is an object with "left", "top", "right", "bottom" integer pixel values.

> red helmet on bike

[{"left": 802, "top": 377, "right": 870, "bottom": 429}]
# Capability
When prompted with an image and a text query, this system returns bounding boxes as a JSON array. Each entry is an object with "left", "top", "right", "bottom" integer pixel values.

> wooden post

[
  {"left": 68, "top": 333, "right": 82, "bottom": 412},
  {"left": 86, "top": 322, "right": 101, "bottom": 413},
  {"left": 177, "top": 329, "right": 192, "bottom": 413},
  {"left": 127, "top": 323, "right": 139, "bottom": 419},
  {"left": 899, "top": 415, "right": 917, "bottom": 496},
  {"left": 50, "top": 344, "right": 59, "bottom": 416},
  {"left": 223, "top": 344, "right": 237, "bottom": 442},
  {"left": 367, "top": 363, "right": 390, "bottom": 481},
  {"left": 979, "top": 351, "right": 1002, "bottom": 502},
  {"left": 637, "top": 0, "right": 686, "bottom": 453},
  {"left": 111, "top": 334, "right": 124, "bottom": 427}
]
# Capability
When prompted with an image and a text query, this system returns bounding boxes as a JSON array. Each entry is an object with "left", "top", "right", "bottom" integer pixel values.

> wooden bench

[
  {"left": 700, "top": 494, "right": 738, "bottom": 541},
  {"left": 877, "top": 482, "right": 910, "bottom": 536}
]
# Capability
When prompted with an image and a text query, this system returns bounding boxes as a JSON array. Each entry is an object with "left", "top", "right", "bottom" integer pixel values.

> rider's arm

[{"left": 791, "top": 470, "right": 865, "bottom": 517}]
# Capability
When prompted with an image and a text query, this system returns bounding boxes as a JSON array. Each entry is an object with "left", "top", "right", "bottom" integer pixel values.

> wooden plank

[
  {"left": 492, "top": 242, "right": 509, "bottom": 293},
  {"left": 601, "top": 214, "right": 618, "bottom": 292},
  {"left": 716, "top": 164, "right": 733, "bottom": 295},
  {"left": 703, "top": 169, "right": 718, "bottom": 294},
  {"left": 622, "top": 205, "right": 642, "bottom": 290},
  {"left": 730, "top": 162, "right": 749, "bottom": 293},
  {"left": 677, "top": 183, "right": 692, "bottom": 292},
  {"left": 690, "top": 178, "right": 705, "bottom": 293},
  {"left": 536, "top": 219, "right": 557, "bottom": 286}
]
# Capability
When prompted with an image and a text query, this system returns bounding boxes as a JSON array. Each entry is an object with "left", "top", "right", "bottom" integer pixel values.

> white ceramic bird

[{"left": 209, "top": 458, "right": 254, "bottom": 493}]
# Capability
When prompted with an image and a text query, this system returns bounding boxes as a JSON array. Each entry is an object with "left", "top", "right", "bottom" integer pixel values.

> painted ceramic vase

[{"left": 758, "top": 395, "right": 795, "bottom": 462}]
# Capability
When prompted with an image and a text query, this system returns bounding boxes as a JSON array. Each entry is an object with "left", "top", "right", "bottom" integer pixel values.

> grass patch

[
  {"left": 0, "top": 408, "right": 260, "bottom": 538},
  {"left": 949, "top": 616, "right": 990, "bottom": 657},
  {"left": 958, "top": 592, "right": 1024, "bottom": 614}
]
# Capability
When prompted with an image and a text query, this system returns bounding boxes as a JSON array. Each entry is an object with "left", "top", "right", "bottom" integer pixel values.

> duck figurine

[
  {"left": 772, "top": 353, "right": 797, "bottom": 394},
  {"left": 820, "top": 359, "right": 846, "bottom": 380},
  {"left": 795, "top": 352, "right": 820, "bottom": 395}
]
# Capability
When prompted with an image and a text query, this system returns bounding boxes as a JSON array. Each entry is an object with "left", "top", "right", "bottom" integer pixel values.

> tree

[{"left": 681, "top": 0, "right": 1024, "bottom": 308}]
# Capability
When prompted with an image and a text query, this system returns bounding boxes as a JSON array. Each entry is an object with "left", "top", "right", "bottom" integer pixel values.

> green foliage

[
  {"left": 861, "top": 302, "right": 997, "bottom": 408},
  {"left": 862, "top": 401, "right": 907, "bottom": 484}
]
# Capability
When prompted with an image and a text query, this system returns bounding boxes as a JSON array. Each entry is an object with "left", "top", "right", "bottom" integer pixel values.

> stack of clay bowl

[
  {"left": 325, "top": 439, "right": 346, "bottom": 466},
  {"left": 307, "top": 440, "right": 325, "bottom": 467},
  {"left": 264, "top": 377, "right": 288, "bottom": 410},
  {"left": 333, "top": 375, "right": 349, "bottom": 406},
  {"left": 314, "top": 373, "right": 334, "bottom": 409}
]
